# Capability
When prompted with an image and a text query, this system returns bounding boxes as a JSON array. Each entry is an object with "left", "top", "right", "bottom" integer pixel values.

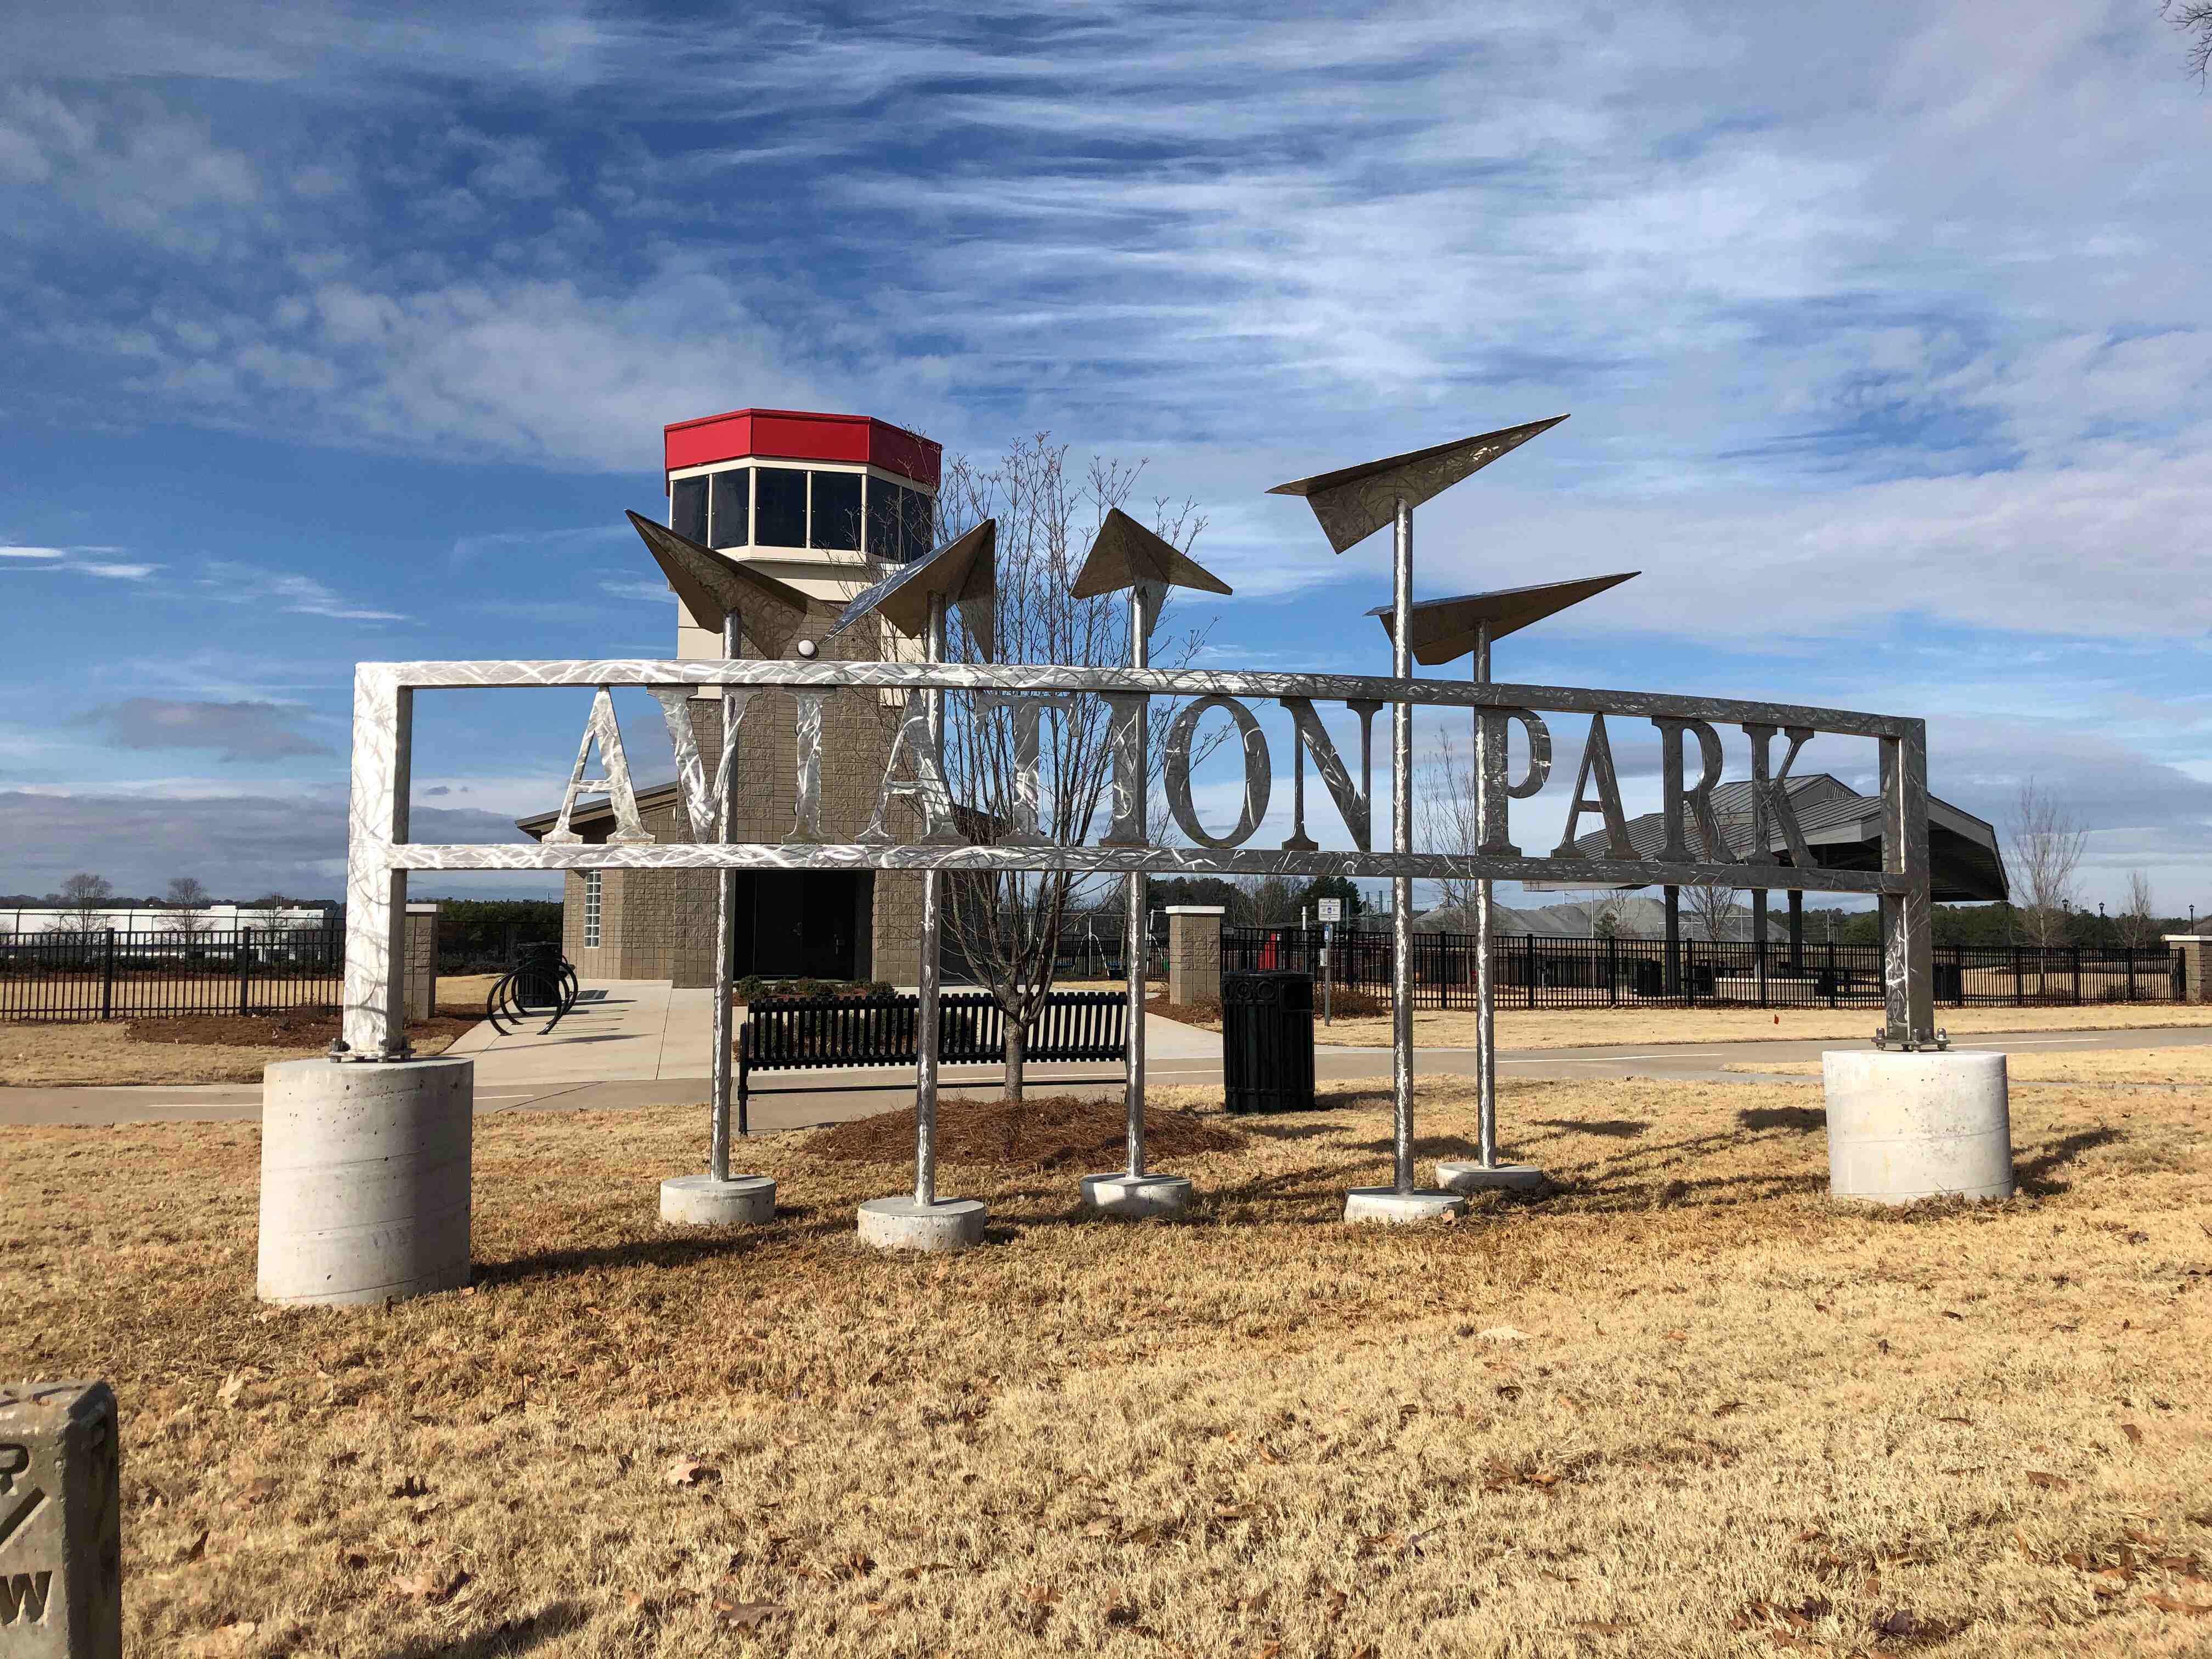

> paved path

[{"left": 4, "top": 1002, "right": 2204, "bottom": 1128}]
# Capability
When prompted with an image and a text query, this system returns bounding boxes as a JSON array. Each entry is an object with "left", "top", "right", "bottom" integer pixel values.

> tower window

[
  {"left": 810, "top": 470, "right": 862, "bottom": 552},
  {"left": 902, "top": 487, "right": 934, "bottom": 562},
  {"left": 670, "top": 476, "right": 708, "bottom": 544},
  {"left": 583, "top": 870, "right": 602, "bottom": 947},
  {"left": 754, "top": 466, "right": 808, "bottom": 548},
  {"left": 867, "top": 478, "right": 902, "bottom": 560},
  {"left": 709, "top": 468, "right": 751, "bottom": 547}
]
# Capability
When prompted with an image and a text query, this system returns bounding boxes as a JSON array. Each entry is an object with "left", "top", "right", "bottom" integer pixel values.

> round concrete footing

[
  {"left": 1079, "top": 1172, "right": 1193, "bottom": 1220},
  {"left": 857, "top": 1197, "right": 987, "bottom": 1251},
  {"left": 1343, "top": 1187, "right": 1466, "bottom": 1224},
  {"left": 257, "top": 1056, "right": 473, "bottom": 1307},
  {"left": 1822, "top": 1049, "right": 2012, "bottom": 1203},
  {"left": 660, "top": 1174, "right": 776, "bottom": 1226},
  {"left": 1436, "top": 1161, "right": 1546, "bottom": 1194}
]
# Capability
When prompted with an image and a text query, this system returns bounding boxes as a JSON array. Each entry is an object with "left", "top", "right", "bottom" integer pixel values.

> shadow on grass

[
  {"left": 2016, "top": 1127, "right": 2124, "bottom": 1195},
  {"left": 1533, "top": 1118, "right": 1650, "bottom": 1139},
  {"left": 1738, "top": 1105, "right": 1826, "bottom": 1133},
  {"left": 379, "top": 1601, "right": 583, "bottom": 1658}
]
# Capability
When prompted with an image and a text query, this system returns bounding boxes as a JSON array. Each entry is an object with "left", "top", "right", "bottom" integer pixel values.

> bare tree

[
  {"left": 1581, "top": 889, "right": 1633, "bottom": 939},
  {"left": 55, "top": 872, "right": 115, "bottom": 933},
  {"left": 935, "top": 435, "right": 1211, "bottom": 1097},
  {"left": 2166, "top": 1, "right": 2212, "bottom": 80},
  {"left": 1418, "top": 732, "right": 1483, "bottom": 917},
  {"left": 1236, "top": 875, "right": 1304, "bottom": 928},
  {"left": 2008, "top": 778, "right": 2087, "bottom": 949},
  {"left": 165, "top": 876, "right": 213, "bottom": 935},
  {"left": 2117, "top": 870, "right": 2161, "bottom": 951},
  {"left": 1678, "top": 879, "right": 1739, "bottom": 943}
]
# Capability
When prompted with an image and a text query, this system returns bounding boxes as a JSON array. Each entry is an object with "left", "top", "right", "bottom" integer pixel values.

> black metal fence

[
  {"left": 1224, "top": 927, "right": 2187, "bottom": 1011},
  {"left": 0, "top": 927, "right": 345, "bottom": 1022}
]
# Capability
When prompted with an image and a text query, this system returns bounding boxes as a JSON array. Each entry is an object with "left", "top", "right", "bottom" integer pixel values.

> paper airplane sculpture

[
  {"left": 1367, "top": 572, "right": 1638, "bottom": 667},
  {"left": 1267, "top": 416, "right": 1568, "bottom": 554},
  {"left": 827, "top": 518, "right": 998, "bottom": 645},
  {"left": 625, "top": 510, "right": 811, "bottom": 654}
]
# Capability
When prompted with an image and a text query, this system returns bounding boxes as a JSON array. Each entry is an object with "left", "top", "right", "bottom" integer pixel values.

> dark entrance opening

[{"left": 732, "top": 872, "right": 873, "bottom": 981}]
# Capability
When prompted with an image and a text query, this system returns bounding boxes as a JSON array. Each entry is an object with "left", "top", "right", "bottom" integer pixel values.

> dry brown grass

[
  {"left": 1731, "top": 1047, "right": 2212, "bottom": 1086},
  {"left": 1306, "top": 1001, "right": 2212, "bottom": 1051},
  {"left": 5, "top": 1073, "right": 2211, "bottom": 1655},
  {"left": 0, "top": 1009, "right": 478, "bottom": 1087}
]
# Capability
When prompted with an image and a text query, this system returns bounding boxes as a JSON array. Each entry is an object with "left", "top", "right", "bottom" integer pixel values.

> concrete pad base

[
  {"left": 1822, "top": 1049, "right": 2012, "bottom": 1203},
  {"left": 1343, "top": 1187, "right": 1467, "bottom": 1224},
  {"left": 659, "top": 1173, "right": 776, "bottom": 1226},
  {"left": 1436, "top": 1161, "right": 1546, "bottom": 1194},
  {"left": 1079, "top": 1171, "right": 1193, "bottom": 1220},
  {"left": 857, "top": 1196, "right": 987, "bottom": 1251}
]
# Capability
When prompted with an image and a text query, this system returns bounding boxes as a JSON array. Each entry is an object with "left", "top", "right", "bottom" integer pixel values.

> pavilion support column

[{"left": 1664, "top": 884, "right": 1681, "bottom": 996}]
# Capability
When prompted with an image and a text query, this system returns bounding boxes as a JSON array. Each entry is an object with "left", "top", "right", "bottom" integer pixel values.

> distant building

[
  {"left": 0, "top": 905, "right": 326, "bottom": 936},
  {"left": 518, "top": 407, "right": 940, "bottom": 986}
]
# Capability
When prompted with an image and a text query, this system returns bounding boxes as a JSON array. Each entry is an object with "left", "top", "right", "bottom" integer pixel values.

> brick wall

[{"left": 553, "top": 595, "right": 920, "bottom": 986}]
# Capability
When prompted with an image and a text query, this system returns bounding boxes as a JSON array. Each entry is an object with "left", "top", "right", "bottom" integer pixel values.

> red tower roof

[{"left": 663, "top": 408, "right": 941, "bottom": 489}]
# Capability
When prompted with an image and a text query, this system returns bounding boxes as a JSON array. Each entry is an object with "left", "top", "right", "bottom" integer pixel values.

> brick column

[
  {"left": 1166, "top": 905, "right": 1226, "bottom": 1006},
  {"left": 403, "top": 902, "right": 439, "bottom": 1022},
  {"left": 2164, "top": 935, "right": 2210, "bottom": 1003}
]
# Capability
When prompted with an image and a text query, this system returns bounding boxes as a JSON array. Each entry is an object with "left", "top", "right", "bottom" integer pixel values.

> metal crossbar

[{"left": 734, "top": 990, "right": 1129, "bottom": 1134}]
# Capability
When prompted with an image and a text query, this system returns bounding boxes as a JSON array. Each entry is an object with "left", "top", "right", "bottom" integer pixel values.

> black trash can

[
  {"left": 513, "top": 941, "right": 565, "bottom": 1011},
  {"left": 1222, "top": 970, "right": 1316, "bottom": 1114}
]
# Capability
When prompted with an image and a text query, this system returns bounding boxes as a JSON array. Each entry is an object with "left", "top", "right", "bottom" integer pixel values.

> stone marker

[{"left": 0, "top": 1382, "right": 121, "bottom": 1659}]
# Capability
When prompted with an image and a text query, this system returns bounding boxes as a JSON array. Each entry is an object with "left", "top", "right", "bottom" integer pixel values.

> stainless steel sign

[{"left": 338, "top": 653, "right": 1937, "bottom": 1058}]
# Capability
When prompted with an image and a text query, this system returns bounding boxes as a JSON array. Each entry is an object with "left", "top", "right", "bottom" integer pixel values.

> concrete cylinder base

[
  {"left": 1079, "top": 1172, "right": 1193, "bottom": 1220},
  {"left": 660, "top": 1174, "right": 776, "bottom": 1226},
  {"left": 857, "top": 1196, "right": 987, "bottom": 1251},
  {"left": 1436, "top": 1161, "right": 1546, "bottom": 1194},
  {"left": 1822, "top": 1049, "right": 2012, "bottom": 1204},
  {"left": 1344, "top": 1187, "right": 1468, "bottom": 1224},
  {"left": 257, "top": 1056, "right": 473, "bottom": 1307}
]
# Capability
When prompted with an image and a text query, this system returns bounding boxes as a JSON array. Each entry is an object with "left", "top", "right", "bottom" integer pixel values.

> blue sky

[{"left": 3, "top": 1, "right": 2209, "bottom": 915}]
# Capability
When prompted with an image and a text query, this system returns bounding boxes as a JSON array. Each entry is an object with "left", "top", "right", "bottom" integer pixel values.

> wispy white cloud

[{"left": 199, "top": 563, "right": 405, "bottom": 621}]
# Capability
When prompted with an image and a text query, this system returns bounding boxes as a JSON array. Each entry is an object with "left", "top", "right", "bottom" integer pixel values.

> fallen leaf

[
  {"left": 664, "top": 1456, "right": 720, "bottom": 1488},
  {"left": 1934, "top": 1415, "right": 1972, "bottom": 1426},
  {"left": 1569, "top": 1618, "right": 1629, "bottom": 1633},
  {"left": 387, "top": 1475, "right": 430, "bottom": 1499},
  {"left": 2121, "top": 1423, "right": 2145, "bottom": 1447},
  {"left": 179, "top": 1528, "right": 208, "bottom": 1564},
  {"left": 1942, "top": 1310, "right": 1964, "bottom": 1321},
  {"left": 1475, "top": 1325, "right": 1534, "bottom": 1342},
  {"left": 2026, "top": 1471, "right": 2071, "bottom": 1491},
  {"left": 718, "top": 1600, "right": 788, "bottom": 1630},
  {"left": 393, "top": 1567, "right": 470, "bottom": 1603},
  {"left": 1872, "top": 1608, "right": 1920, "bottom": 1638},
  {"left": 2145, "top": 1594, "right": 2212, "bottom": 1616},
  {"left": 1021, "top": 1584, "right": 1060, "bottom": 1605},
  {"left": 1713, "top": 1401, "right": 1745, "bottom": 1418},
  {"left": 216, "top": 1371, "right": 252, "bottom": 1409},
  {"left": 1495, "top": 1384, "right": 1522, "bottom": 1402}
]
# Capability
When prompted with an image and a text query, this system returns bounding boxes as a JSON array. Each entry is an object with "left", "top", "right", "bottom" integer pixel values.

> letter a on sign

[
  {"left": 1551, "top": 713, "right": 1635, "bottom": 860},
  {"left": 545, "top": 686, "right": 651, "bottom": 845}
]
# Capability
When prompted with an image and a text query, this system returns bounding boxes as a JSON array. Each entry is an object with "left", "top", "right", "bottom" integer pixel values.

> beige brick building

[{"left": 515, "top": 408, "right": 937, "bottom": 988}]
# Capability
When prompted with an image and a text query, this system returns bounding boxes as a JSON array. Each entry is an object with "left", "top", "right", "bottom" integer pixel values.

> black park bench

[{"left": 735, "top": 990, "right": 1128, "bottom": 1133}]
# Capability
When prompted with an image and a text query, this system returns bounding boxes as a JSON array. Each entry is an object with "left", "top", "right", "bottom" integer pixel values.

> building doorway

[{"left": 732, "top": 872, "right": 872, "bottom": 981}]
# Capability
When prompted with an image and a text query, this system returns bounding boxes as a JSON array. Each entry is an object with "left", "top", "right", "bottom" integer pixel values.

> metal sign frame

[{"left": 338, "top": 654, "right": 1937, "bottom": 1064}]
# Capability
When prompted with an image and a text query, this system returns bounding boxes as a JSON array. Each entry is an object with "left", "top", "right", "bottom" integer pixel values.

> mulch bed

[
  {"left": 804, "top": 1093, "right": 1248, "bottom": 1171},
  {"left": 125, "top": 1007, "right": 483, "bottom": 1048},
  {"left": 1144, "top": 996, "right": 1222, "bottom": 1025}
]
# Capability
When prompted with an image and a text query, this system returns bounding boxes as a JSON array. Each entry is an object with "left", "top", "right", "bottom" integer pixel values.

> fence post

[
  {"left": 1607, "top": 934, "right": 1618, "bottom": 1007},
  {"left": 2072, "top": 945, "right": 2081, "bottom": 1006},
  {"left": 100, "top": 927, "right": 116, "bottom": 1020},
  {"left": 1525, "top": 933, "right": 1536, "bottom": 1010},
  {"left": 2127, "top": 948, "right": 2137, "bottom": 1003},
  {"left": 1825, "top": 936, "right": 1836, "bottom": 1008},
  {"left": 1756, "top": 934, "right": 1768, "bottom": 1009},
  {"left": 2012, "top": 946, "right": 2022, "bottom": 1007},
  {"left": 236, "top": 927, "right": 253, "bottom": 1016}
]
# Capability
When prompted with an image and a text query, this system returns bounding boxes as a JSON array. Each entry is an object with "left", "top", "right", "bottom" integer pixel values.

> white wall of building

[{"left": 1, "top": 906, "right": 328, "bottom": 936}]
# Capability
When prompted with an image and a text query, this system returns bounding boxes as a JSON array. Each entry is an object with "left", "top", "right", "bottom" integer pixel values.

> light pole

[
  {"left": 1271, "top": 417, "right": 1568, "bottom": 1222},
  {"left": 827, "top": 519, "right": 999, "bottom": 1250},
  {"left": 627, "top": 511, "right": 810, "bottom": 1227},
  {"left": 1069, "top": 508, "right": 1233, "bottom": 1218}
]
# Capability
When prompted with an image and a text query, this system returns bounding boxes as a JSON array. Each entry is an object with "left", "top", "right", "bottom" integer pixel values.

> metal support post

[
  {"left": 915, "top": 590, "right": 947, "bottom": 1206},
  {"left": 1878, "top": 724, "right": 1937, "bottom": 1047},
  {"left": 1124, "top": 582, "right": 1150, "bottom": 1180},
  {"left": 237, "top": 927, "right": 252, "bottom": 1017},
  {"left": 710, "top": 609, "right": 742, "bottom": 1177},
  {"left": 1390, "top": 496, "right": 1415, "bottom": 1193},
  {"left": 1472, "top": 622, "right": 1497, "bottom": 1169},
  {"left": 100, "top": 927, "right": 116, "bottom": 1022},
  {"left": 1664, "top": 883, "right": 1680, "bottom": 995}
]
